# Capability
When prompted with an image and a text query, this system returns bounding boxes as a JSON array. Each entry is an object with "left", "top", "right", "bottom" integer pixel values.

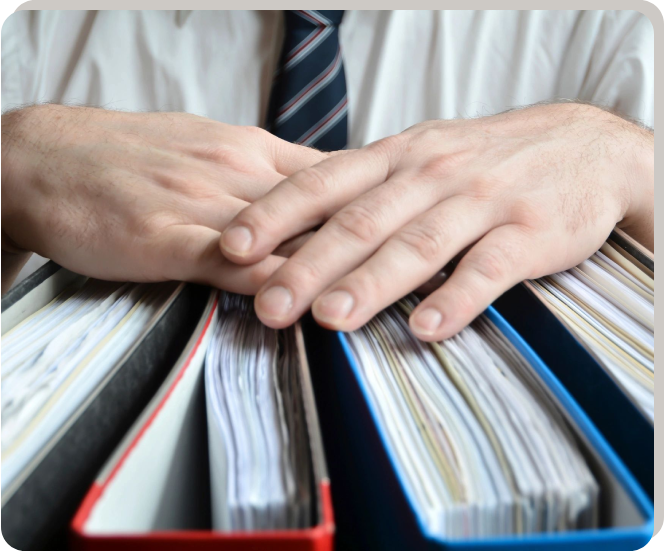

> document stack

[
  {"left": 345, "top": 297, "right": 599, "bottom": 539},
  {"left": 1, "top": 267, "right": 206, "bottom": 551},
  {"left": 318, "top": 289, "right": 652, "bottom": 550},
  {"left": 205, "top": 294, "right": 312, "bottom": 531},
  {"left": 492, "top": 229, "right": 654, "bottom": 500},
  {"left": 529, "top": 240, "right": 654, "bottom": 421},
  {"left": 70, "top": 290, "right": 333, "bottom": 551},
  {"left": 1, "top": 280, "right": 177, "bottom": 493}
]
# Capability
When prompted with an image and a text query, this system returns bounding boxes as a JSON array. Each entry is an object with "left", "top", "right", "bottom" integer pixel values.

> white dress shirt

[
  {"left": 2, "top": 10, "right": 654, "bottom": 135},
  {"left": 1, "top": 9, "right": 655, "bottom": 284}
]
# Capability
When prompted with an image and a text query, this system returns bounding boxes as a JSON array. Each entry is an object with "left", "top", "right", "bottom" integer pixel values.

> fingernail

[
  {"left": 314, "top": 290, "right": 355, "bottom": 323},
  {"left": 257, "top": 286, "right": 293, "bottom": 320},
  {"left": 411, "top": 308, "right": 443, "bottom": 336},
  {"left": 222, "top": 225, "right": 253, "bottom": 256}
]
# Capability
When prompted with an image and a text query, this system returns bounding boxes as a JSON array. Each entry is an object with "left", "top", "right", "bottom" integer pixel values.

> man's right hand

[{"left": 1, "top": 104, "right": 327, "bottom": 293}]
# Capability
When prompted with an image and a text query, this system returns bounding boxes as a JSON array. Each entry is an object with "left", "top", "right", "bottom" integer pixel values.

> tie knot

[{"left": 285, "top": 10, "right": 344, "bottom": 30}]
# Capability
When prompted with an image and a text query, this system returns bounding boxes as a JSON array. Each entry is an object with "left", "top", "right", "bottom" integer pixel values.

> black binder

[{"left": 1, "top": 263, "right": 208, "bottom": 551}]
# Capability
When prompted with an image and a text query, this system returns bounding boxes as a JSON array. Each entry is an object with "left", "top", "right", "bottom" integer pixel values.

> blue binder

[{"left": 304, "top": 308, "right": 653, "bottom": 551}]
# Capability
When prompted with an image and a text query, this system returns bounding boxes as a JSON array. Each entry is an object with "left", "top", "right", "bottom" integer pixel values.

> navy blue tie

[{"left": 266, "top": 10, "right": 347, "bottom": 151}]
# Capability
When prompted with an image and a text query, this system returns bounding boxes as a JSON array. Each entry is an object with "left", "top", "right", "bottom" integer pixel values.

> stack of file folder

[
  {"left": 1, "top": 266, "right": 211, "bottom": 550},
  {"left": 494, "top": 229, "right": 654, "bottom": 500},
  {"left": 530, "top": 239, "right": 654, "bottom": 421},
  {"left": 205, "top": 294, "right": 313, "bottom": 532},
  {"left": 0, "top": 227, "right": 654, "bottom": 551},
  {"left": 344, "top": 298, "right": 600, "bottom": 538},
  {"left": 70, "top": 290, "right": 334, "bottom": 550},
  {"left": 307, "top": 304, "right": 652, "bottom": 550},
  {"left": 2, "top": 280, "right": 179, "bottom": 492}
]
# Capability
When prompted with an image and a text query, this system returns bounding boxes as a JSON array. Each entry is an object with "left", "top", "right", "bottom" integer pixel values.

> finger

[
  {"left": 307, "top": 197, "right": 498, "bottom": 331},
  {"left": 185, "top": 196, "right": 250, "bottom": 232},
  {"left": 219, "top": 137, "right": 401, "bottom": 265},
  {"left": 152, "top": 225, "right": 285, "bottom": 294},
  {"left": 409, "top": 224, "right": 536, "bottom": 341},
  {"left": 222, "top": 170, "right": 289, "bottom": 204},
  {"left": 202, "top": 163, "right": 287, "bottom": 204},
  {"left": 147, "top": 157, "right": 285, "bottom": 204},
  {"left": 182, "top": 192, "right": 315, "bottom": 254},
  {"left": 251, "top": 174, "right": 447, "bottom": 327},
  {"left": 413, "top": 244, "right": 474, "bottom": 294},
  {"left": 273, "top": 230, "right": 315, "bottom": 258},
  {"left": 268, "top": 136, "right": 331, "bottom": 176}
]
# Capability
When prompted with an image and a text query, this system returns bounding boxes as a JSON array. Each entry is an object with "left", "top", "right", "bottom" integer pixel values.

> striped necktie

[{"left": 266, "top": 10, "right": 347, "bottom": 151}]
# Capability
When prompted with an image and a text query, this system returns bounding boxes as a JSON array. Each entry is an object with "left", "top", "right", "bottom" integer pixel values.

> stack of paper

[
  {"left": 530, "top": 241, "right": 654, "bottom": 421},
  {"left": 1, "top": 279, "right": 176, "bottom": 491},
  {"left": 205, "top": 293, "right": 311, "bottom": 531},
  {"left": 345, "top": 296, "right": 599, "bottom": 539}
]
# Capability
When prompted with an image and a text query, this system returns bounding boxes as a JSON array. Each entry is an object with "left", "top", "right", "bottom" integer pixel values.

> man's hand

[
  {"left": 1, "top": 104, "right": 327, "bottom": 294},
  {"left": 219, "top": 103, "right": 654, "bottom": 340}
]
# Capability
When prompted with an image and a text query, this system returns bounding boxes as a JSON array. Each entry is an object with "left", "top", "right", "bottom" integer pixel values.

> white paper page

[
  {"left": 530, "top": 243, "right": 655, "bottom": 422},
  {"left": 344, "top": 296, "right": 598, "bottom": 539},
  {"left": 1, "top": 280, "right": 176, "bottom": 492},
  {"left": 204, "top": 293, "right": 310, "bottom": 532}
]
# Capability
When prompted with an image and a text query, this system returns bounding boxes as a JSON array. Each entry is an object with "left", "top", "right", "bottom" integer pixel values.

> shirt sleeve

[
  {"left": 580, "top": 10, "right": 654, "bottom": 128},
  {"left": 1, "top": 12, "right": 25, "bottom": 112}
]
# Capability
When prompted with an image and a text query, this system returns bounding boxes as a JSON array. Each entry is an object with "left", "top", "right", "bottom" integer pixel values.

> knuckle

[
  {"left": 466, "top": 175, "right": 506, "bottom": 202},
  {"left": 198, "top": 146, "right": 257, "bottom": 176},
  {"left": 370, "top": 134, "right": 404, "bottom": 156},
  {"left": 331, "top": 204, "right": 382, "bottom": 244},
  {"left": 153, "top": 171, "right": 215, "bottom": 200},
  {"left": 394, "top": 223, "right": 444, "bottom": 261},
  {"left": 232, "top": 199, "right": 285, "bottom": 238},
  {"left": 245, "top": 262, "right": 273, "bottom": 290},
  {"left": 348, "top": 269, "right": 381, "bottom": 303},
  {"left": 288, "top": 166, "right": 331, "bottom": 198},
  {"left": 242, "top": 125, "right": 269, "bottom": 139},
  {"left": 445, "top": 283, "right": 478, "bottom": 319},
  {"left": 281, "top": 255, "right": 324, "bottom": 289},
  {"left": 138, "top": 211, "right": 182, "bottom": 236},
  {"left": 367, "top": 134, "right": 405, "bottom": 171},
  {"left": 419, "top": 153, "right": 464, "bottom": 181},
  {"left": 508, "top": 199, "right": 542, "bottom": 229},
  {"left": 232, "top": 207, "right": 264, "bottom": 235},
  {"left": 199, "top": 144, "right": 237, "bottom": 165},
  {"left": 465, "top": 243, "right": 517, "bottom": 284}
]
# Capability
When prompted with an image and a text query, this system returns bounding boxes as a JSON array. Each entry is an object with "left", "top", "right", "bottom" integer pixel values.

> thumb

[{"left": 155, "top": 224, "right": 285, "bottom": 294}]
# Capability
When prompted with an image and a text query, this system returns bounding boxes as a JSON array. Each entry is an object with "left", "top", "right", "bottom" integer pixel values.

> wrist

[
  {"left": 1, "top": 106, "right": 45, "bottom": 254},
  {"left": 617, "top": 125, "right": 654, "bottom": 250}
]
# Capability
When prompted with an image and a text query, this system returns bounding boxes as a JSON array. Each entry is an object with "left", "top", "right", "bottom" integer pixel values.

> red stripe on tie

[
  {"left": 278, "top": 50, "right": 341, "bottom": 117},
  {"left": 285, "top": 26, "right": 325, "bottom": 62},
  {"left": 299, "top": 97, "right": 347, "bottom": 145}
]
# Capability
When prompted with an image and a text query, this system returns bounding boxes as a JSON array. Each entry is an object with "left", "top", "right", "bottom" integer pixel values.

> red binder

[{"left": 70, "top": 292, "right": 334, "bottom": 551}]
